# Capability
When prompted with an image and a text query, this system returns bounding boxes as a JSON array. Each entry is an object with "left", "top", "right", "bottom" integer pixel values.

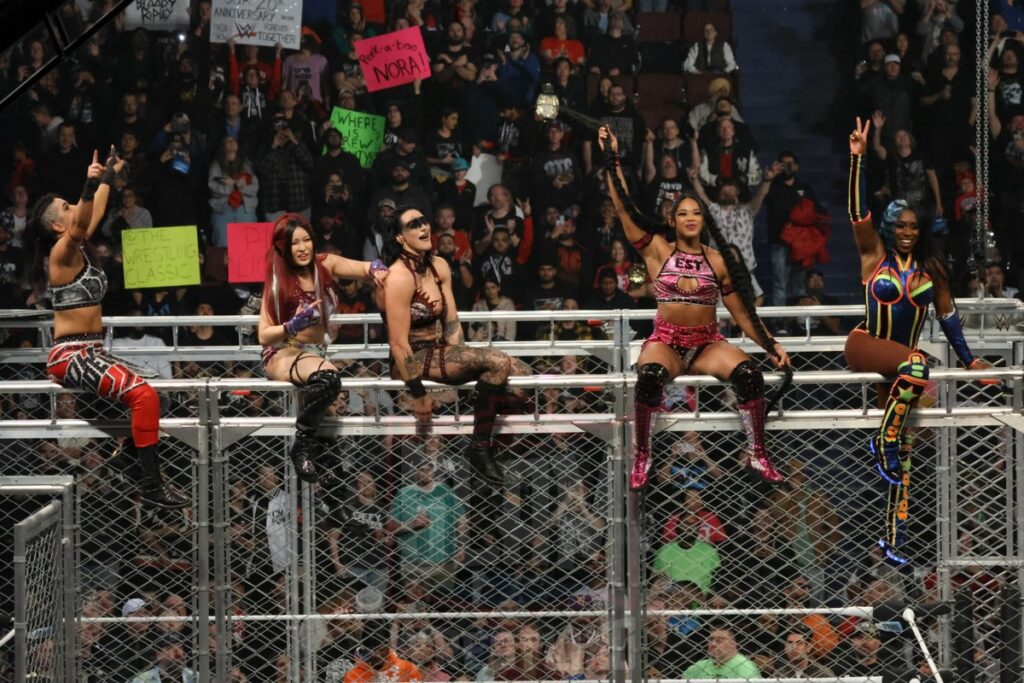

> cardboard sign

[
  {"left": 355, "top": 27, "right": 431, "bottom": 93},
  {"left": 210, "top": 0, "right": 303, "bottom": 48},
  {"left": 328, "top": 107, "right": 386, "bottom": 169},
  {"left": 124, "top": 0, "right": 190, "bottom": 30},
  {"left": 123, "top": 226, "right": 201, "bottom": 289},
  {"left": 227, "top": 222, "right": 274, "bottom": 283}
]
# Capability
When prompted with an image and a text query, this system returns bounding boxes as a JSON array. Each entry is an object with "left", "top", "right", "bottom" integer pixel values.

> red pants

[{"left": 47, "top": 336, "right": 160, "bottom": 447}]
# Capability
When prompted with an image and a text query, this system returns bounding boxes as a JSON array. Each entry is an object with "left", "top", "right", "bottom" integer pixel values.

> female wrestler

[
  {"left": 377, "top": 207, "right": 530, "bottom": 487},
  {"left": 26, "top": 149, "right": 188, "bottom": 508},
  {"left": 258, "top": 214, "right": 388, "bottom": 483},
  {"left": 598, "top": 127, "right": 790, "bottom": 492},
  {"left": 847, "top": 117, "right": 992, "bottom": 564}
]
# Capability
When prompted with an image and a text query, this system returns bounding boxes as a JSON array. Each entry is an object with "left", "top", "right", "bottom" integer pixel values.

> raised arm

[
  {"left": 598, "top": 126, "right": 670, "bottom": 261},
  {"left": 871, "top": 110, "right": 888, "bottom": 160},
  {"left": 847, "top": 117, "right": 886, "bottom": 276},
  {"left": 988, "top": 69, "right": 1003, "bottom": 138},
  {"left": 52, "top": 151, "right": 117, "bottom": 266},
  {"left": 748, "top": 162, "right": 779, "bottom": 216}
]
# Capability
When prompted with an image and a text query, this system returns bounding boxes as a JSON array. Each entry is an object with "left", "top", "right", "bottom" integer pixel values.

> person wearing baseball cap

[{"left": 372, "top": 125, "right": 429, "bottom": 188}]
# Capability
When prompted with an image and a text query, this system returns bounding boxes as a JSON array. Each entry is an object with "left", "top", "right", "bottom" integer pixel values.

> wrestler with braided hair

[
  {"left": 598, "top": 127, "right": 790, "bottom": 491},
  {"left": 26, "top": 148, "right": 189, "bottom": 509},
  {"left": 847, "top": 117, "right": 994, "bottom": 565},
  {"left": 258, "top": 214, "right": 388, "bottom": 483}
]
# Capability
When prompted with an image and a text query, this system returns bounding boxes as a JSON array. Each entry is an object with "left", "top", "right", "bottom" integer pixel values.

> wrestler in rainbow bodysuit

[{"left": 847, "top": 117, "right": 993, "bottom": 565}]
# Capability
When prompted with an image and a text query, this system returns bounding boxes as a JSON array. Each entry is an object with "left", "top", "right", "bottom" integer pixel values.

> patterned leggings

[{"left": 47, "top": 336, "right": 159, "bottom": 448}]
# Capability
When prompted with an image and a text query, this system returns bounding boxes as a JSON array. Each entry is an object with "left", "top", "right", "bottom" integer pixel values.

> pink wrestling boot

[
  {"left": 738, "top": 397, "right": 786, "bottom": 486},
  {"left": 630, "top": 448, "right": 652, "bottom": 491}
]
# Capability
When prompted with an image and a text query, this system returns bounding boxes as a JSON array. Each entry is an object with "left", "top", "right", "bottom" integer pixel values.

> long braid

[
  {"left": 701, "top": 216, "right": 779, "bottom": 360},
  {"left": 603, "top": 160, "right": 663, "bottom": 235}
]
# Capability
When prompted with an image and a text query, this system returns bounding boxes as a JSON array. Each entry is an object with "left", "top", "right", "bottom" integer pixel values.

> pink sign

[
  {"left": 227, "top": 222, "right": 273, "bottom": 283},
  {"left": 356, "top": 27, "right": 431, "bottom": 93}
]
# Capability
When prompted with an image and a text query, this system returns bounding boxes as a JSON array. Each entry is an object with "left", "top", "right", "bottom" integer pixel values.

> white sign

[
  {"left": 123, "top": 0, "right": 190, "bottom": 30},
  {"left": 210, "top": 0, "right": 303, "bottom": 49}
]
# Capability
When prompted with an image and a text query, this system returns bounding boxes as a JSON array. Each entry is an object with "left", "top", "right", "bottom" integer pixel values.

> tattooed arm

[
  {"left": 383, "top": 268, "right": 420, "bottom": 382},
  {"left": 383, "top": 267, "right": 433, "bottom": 421},
  {"left": 434, "top": 257, "right": 465, "bottom": 346}
]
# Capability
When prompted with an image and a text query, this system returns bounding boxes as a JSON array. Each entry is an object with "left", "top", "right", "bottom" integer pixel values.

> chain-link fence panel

[
  {"left": 0, "top": 308, "right": 1021, "bottom": 683},
  {"left": 0, "top": 477, "right": 75, "bottom": 683},
  {"left": 0, "top": 380, "right": 206, "bottom": 683},
  {"left": 14, "top": 500, "right": 65, "bottom": 682},
  {"left": 213, "top": 373, "right": 624, "bottom": 683}
]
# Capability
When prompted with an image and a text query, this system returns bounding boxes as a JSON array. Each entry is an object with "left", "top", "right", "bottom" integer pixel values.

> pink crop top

[{"left": 651, "top": 248, "right": 721, "bottom": 307}]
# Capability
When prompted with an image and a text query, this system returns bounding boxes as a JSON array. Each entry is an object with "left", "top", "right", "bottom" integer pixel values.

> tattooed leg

[{"left": 416, "top": 344, "right": 514, "bottom": 485}]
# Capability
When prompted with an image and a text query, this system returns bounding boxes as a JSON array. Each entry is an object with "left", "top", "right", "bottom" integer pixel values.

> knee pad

[
  {"left": 301, "top": 369, "right": 340, "bottom": 406},
  {"left": 299, "top": 369, "right": 341, "bottom": 418},
  {"left": 897, "top": 352, "right": 929, "bottom": 382},
  {"left": 635, "top": 363, "right": 669, "bottom": 407},
  {"left": 891, "top": 352, "right": 929, "bottom": 402},
  {"left": 729, "top": 360, "right": 764, "bottom": 403}
]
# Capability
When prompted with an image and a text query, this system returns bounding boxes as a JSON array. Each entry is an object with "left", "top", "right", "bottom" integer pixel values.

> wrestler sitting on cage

[
  {"left": 598, "top": 126, "right": 791, "bottom": 492},
  {"left": 258, "top": 214, "right": 388, "bottom": 484},
  {"left": 26, "top": 148, "right": 188, "bottom": 509},
  {"left": 846, "top": 117, "right": 994, "bottom": 565},
  {"left": 376, "top": 206, "right": 531, "bottom": 487}
]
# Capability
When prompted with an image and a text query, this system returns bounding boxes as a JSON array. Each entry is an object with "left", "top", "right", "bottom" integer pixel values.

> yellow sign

[{"left": 122, "top": 226, "right": 201, "bottom": 289}]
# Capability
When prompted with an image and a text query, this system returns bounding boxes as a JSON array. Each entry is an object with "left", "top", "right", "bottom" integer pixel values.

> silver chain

[{"left": 975, "top": 0, "right": 991, "bottom": 290}]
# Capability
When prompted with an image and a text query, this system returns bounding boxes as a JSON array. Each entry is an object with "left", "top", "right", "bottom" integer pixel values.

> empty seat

[
  {"left": 636, "top": 12, "right": 683, "bottom": 73},
  {"left": 635, "top": 12, "right": 682, "bottom": 44},
  {"left": 682, "top": 10, "right": 732, "bottom": 44},
  {"left": 637, "top": 74, "right": 686, "bottom": 132}
]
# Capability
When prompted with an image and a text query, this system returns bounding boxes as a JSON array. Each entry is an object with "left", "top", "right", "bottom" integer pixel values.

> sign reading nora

[
  {"left": 355, "top": 27, "right": 431, "bottom": 92},
  {"left": 329, "top": 107, "right": 386, "bottom": 169},
  {"left": 124, "top": 0, "right": 190, "bottom": 30},
  {"left": 122, "top": 226, "right": 201, "bottom": 289},
  {"left": 210, "top": 0, "right": 303, "bottom": 48}
]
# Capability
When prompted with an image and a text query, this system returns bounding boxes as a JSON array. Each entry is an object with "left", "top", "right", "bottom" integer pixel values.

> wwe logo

[{"left": 234, "top": 22, "right": 256, "bottom": 38}]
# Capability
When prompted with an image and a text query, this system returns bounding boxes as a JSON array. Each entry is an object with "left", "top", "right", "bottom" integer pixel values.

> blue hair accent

[{"left": 879, "top": 199, "right": 909, "bottom": 250}]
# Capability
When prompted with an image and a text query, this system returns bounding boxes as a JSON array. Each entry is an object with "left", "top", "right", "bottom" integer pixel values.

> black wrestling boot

[
  {"left": 289, "top": 434, "right": 321, "bottom": 484},
  {"left": 466, "top": 438, "right": 505, "bottom": 486},
  {"left": 135, "top": 444, "right": 191, "bottom": 509}
]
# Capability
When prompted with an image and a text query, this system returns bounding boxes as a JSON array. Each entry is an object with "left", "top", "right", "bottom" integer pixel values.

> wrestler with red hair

[{"left": 258, "top": 213, "right": 388, "bottom": 482}]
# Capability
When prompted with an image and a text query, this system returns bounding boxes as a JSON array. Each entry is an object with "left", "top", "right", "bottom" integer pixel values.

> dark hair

[
  {"left": 25, "top": 193, "right": 60, "bottom": 291},
  {"left": 381, "top": 206, "right": 431, "bottom": 272},
  {"left": 262, "top": 213, "right": 336, "bottom": 326},
  {"left": 604, "top": 169, "right": 779, "bottom": 360},
  {"left": 777, "top": 150, "right": 798, "bottom": 164},
  {"left": 893, "top": 205, "right": 948, "bottom": 285}
]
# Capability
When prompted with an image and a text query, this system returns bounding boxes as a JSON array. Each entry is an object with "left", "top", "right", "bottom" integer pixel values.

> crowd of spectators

[{"left": 857, "top": 0, "right": 1024, "bottom": 298}]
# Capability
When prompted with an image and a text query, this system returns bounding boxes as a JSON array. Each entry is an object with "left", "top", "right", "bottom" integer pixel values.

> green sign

[
  {"left": 122, "top": 226, "right": 201, "bottom": 289},
  {"left": 329, "top": 107, "right": 386, "bottom": 169}
]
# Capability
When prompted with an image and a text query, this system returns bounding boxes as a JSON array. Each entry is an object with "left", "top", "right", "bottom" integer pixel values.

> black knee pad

[
  {"left": 635, "top": 363, "right": 670, "bottom": 407},
  {"left": 729, "top": 360, "right": 764, "bottom": 403},
  {"left": 298, "top": 370, "right": 341, "bottom": 426}
]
